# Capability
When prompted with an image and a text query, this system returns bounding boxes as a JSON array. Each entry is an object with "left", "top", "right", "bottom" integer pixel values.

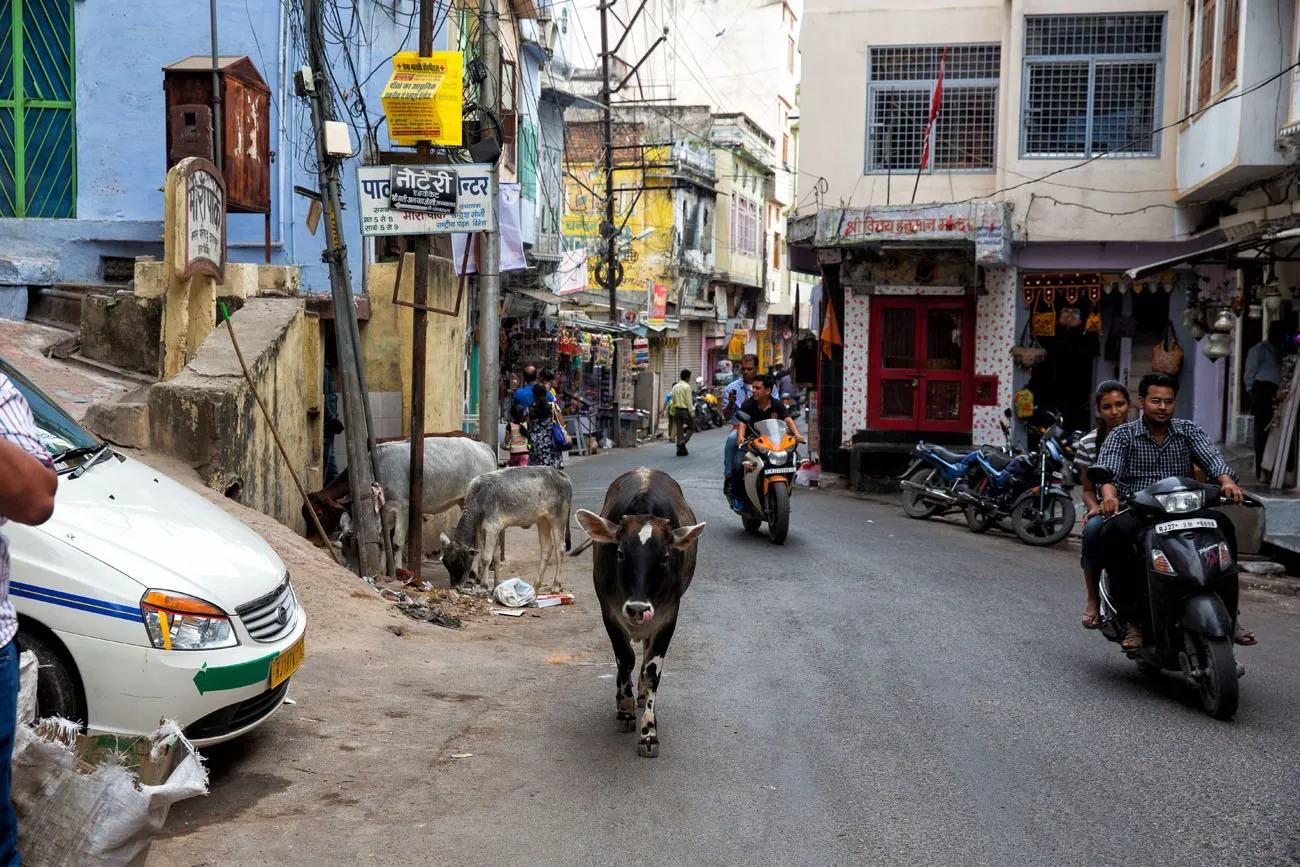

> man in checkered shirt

[
  {"left": 1093, "top": 372, "right": 1252, "bottom": 651},
  {"left": 0, "top": 371, "right": 57, "bottom": 863}
]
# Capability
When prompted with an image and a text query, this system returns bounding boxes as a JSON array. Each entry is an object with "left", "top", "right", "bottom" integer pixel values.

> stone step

[{"left": 27, "top": 283, "right": 128, "bottom": 331}]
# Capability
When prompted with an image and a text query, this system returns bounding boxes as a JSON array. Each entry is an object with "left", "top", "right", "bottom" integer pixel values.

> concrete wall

[
  {"left": 363, "top": 255, "right": 468, "bottom": 437},
  {"left": 148, "top": 298, "right": 323, "bottom": 533},
  {"left": 1176, "top": 0, "right": 1294, "bottom": 196},
  {"left": 713, "top": 148, "right": 765, "bottom": 287},
  {"left": 797, "top": 0, "right": 1185, "bottom": 242}
]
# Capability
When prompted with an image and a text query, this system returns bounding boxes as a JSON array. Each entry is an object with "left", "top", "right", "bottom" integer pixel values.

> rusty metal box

[{"left": 163, "top": 55, "right": 271, "bottom": 214}]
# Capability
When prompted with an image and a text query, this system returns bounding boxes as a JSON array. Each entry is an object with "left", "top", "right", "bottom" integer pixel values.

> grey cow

[
  {"left": 440, "top": 467, "right": 573, "bottom": 593},
  {"left": 371, "top": 436, "right": 497, "bottom": 570}
]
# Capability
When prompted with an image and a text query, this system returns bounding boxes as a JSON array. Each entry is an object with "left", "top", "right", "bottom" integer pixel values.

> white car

[{"left": 3, "top": 358, "right": 306, "bottom": 746}]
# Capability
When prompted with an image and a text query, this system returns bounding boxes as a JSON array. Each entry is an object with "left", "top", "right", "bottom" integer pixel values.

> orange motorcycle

[{"left": 734, "top": 416, "right": 800, "bottom": 544}]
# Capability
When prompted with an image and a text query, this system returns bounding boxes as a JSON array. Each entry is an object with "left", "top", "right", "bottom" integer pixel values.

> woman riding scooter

[{"left": 1076, "top": 381, "right": 1132, "bottom": 630}]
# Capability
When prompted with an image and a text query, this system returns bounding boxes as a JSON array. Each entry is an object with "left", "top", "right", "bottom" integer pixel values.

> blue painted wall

[{"left": 0, "top": 0, "right": 452, "bottom": 292}]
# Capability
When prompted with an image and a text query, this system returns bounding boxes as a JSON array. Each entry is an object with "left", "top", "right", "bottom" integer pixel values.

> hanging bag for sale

[
  {"left": 1032, "top": 288, "right": 1056, "bottom": 337},
  {"left": 1014, "top": 387, "right": 1036, "bottom": 419},
  {"left": 1011, "top": 318, "right": 1047, "bottom": 370},
  {"left": 1151, "top": 321, "right": 1184, "bottom": 375}
]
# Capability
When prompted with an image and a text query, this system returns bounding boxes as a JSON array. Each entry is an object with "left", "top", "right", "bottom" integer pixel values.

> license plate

[
  {"left": 1155, "top": 518, "right": 1218, "bottom": 534},
  {"left": 765, "top": 467, "right": 793, "bottom": 475},
  {"left": 269, "top": 633, "right": 305, "bottom": 688}
]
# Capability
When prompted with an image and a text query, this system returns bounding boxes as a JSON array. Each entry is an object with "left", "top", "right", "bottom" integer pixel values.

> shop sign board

[
  {"left": 381, "top": 51, "right": 464, "bottom": 146},
  {"left": 357, "top": 165, "right": 496, "bottom": 236},
  {"left": 389, "top": 165, "right": 458, "bottom": 215},
  {"left": 648, "top": 282, "right": 668, "bottom": 326},
  {"left": 817, "top": 202, "right": 1012, "bottom": 265}
]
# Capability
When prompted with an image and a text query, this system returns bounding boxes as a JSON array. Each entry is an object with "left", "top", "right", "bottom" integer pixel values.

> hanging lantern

[
  {"left": 1202, "top": 331, "right": 1233, "bottom": 359},
  {"left": 1248, "top": 303, "right": 1263, "bottom": 319},
  {"left": 1210, "top": 307, "right": 1235, "bottom": 333}
]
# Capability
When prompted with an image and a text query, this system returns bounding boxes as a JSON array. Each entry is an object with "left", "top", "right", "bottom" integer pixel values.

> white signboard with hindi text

[{"left": 357, "top": 164, "right": 496, "bottom": 236}]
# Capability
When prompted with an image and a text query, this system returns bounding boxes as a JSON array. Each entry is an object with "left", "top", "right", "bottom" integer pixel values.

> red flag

[{"left": 919, "top": 47, "right": 947, "bottom": 171}]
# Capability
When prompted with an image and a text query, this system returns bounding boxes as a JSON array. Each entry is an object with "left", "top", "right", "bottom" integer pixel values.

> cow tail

[
  {"left": 565, "top": 497, "right": 573, "bottom": 552},
  {"left": 567, "top": 537, "right": 594, "bottom": 557}
]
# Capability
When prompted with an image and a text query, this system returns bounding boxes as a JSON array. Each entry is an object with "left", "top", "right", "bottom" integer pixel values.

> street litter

[
  {"left": 11, "top": 652, "right": 208, "bottom": 867},
  {"left": 795, "top": 460, "right": 820, "bottom": 487},
  {"left": 490, "top": 608, "right": 526, "bottom": 617},
  {"left": 492, "top": 577, "right": 536, "bottom": 607},
  {"left": 533, "top": 593, "right": 575, "bottom": 608},
  {"left": 449, "top": 752, "right": 474, "bottom": 759},
  {"left": 396, "top": 600, "right": 463, "bottom": 629}
]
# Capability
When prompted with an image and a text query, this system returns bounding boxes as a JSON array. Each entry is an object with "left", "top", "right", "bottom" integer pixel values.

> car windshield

[{"left": 0, "top": 357, "right": 99, "bottom": 458}]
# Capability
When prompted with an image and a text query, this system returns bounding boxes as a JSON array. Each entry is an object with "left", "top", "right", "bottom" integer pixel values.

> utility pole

[
  {"left": 478, "top": 0, "right": 503, "bottom": 460},
  {"left": 209, "top": 0, "right": 222, "bottom": 173},
  {"left": 302, "top": 0, "right": 384, "bottom": 576},
  {"left": 405, "top": 0, "right": 437, "bottom": 583},
  {"left": 600, "top": 1, "right": 617, "bottom": 326}
]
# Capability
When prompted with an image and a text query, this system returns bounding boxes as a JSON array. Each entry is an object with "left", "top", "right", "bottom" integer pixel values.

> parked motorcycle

[
  {"left": 1085, "top": 469, "right": 1256, "bottom": 719},
  {"left": 958, "top": 410, "right": 1075, "bottom": 545},
  {"left": 731, "top": 413, "right": 799, "bottom": 544},
  {"left": 900, "top": 442, "right": 1006, "bottom": 520},
  {"left": 693, "top": 394, "right": 714, "bottom": 431}
]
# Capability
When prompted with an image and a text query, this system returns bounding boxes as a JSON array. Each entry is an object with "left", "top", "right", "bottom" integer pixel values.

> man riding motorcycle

[
  {"left": 1094, "top": 372, "right": 1256, "bottom": 651},
  {"left": 730, "top": 374, "right": 805, "bottom": 511},
  {"left": 722, "top": 354, "right": 759, "bottom": 500}
]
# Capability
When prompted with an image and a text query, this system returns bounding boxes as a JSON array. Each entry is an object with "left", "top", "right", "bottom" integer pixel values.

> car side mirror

[{"left": 1086, "top": 466, "right": 1113, "bottom": 485}]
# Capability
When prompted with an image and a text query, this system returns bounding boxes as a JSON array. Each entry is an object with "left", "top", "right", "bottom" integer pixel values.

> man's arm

[
  {"left": 1184, "top": 421, "right": 1242, "bottom": 501},
  {"left": 0, "top": 385, "right": 56, "bottom": 525}
]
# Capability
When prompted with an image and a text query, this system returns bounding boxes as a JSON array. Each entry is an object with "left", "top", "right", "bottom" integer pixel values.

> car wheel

[{"left": 15, "top": 627, "right": 86, "bottom": 726}]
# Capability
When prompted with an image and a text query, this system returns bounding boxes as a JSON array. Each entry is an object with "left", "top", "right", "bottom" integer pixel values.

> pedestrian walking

[
  {"left": 670, "top": 369, "right": 694, "bottom": 456},
  {"left": 1245, "top": 320, "right": 1289, "bottom": 479},
  {"left": 527, "top": 384, "right": 562, "bottom": 468},
  {"left": 0, "top": 371, "right": 59, "bottom": 864},
  {"left": 506, "top": 403, "right": 530, "bottom": 467}
]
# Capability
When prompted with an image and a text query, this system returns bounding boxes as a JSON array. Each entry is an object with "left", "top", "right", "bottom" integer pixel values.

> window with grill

[
  {"left": 1198, "top": 0, "right": 1216, "bottom": 107},
  {"left": 1183, "top": 0, "right": 1195, "bottom": 114},
  {"left": 1022, "top": 14, "right": 1165, "bottom": 159},
  {"left": 731, "top": 195, "right": 758, "bottom": 256},
  {"left": 0, "top": 0, "right": 77, "bottom": 218},
  {"left": 1219, "top": 0, "right": 1239, "bottom": 91},
  {"left": 865, "top": 44, "right": 1000, "bottom": 173}
]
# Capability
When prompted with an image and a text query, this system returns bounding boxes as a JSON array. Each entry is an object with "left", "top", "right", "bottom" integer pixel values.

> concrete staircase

[{"left": 27, "top": 283, "right": 125, "bottom": 331}]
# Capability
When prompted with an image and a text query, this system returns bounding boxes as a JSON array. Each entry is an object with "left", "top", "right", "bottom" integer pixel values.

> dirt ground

[{"left": 129, "top": 451, "right": 608, "bottom": 866}]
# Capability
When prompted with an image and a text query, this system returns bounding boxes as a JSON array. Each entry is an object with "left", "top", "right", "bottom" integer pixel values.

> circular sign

[{"left": 623, "top": 309, "right": 639, "bottom": 325}]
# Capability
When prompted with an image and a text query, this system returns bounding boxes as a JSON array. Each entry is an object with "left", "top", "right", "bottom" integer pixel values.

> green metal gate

[{"left": 0, "top": 0, "right": 75, "bottom": 218}]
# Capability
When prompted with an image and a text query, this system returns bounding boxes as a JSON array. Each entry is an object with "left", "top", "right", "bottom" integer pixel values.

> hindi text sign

[
  {"left": 357, "top": 165, "right": 496, "bottom": 236},
  {"left": 389, "top": 165, "right": 458, "bottom": 216},
  {"left": 176, "top": 159, "right": 226, "bottom": 281},
  {"left": 381, "top": 52, "right": 464, "bottom": 146}
]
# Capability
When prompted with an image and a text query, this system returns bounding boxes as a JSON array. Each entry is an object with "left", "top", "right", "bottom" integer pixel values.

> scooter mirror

[{"left": 1004, "top": 408, "right": 1013, "bottom": 419}]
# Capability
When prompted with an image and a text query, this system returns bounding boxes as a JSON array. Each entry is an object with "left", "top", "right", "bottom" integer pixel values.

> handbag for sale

[
  {"left": 1058, "top": 307, "right": 1082, "bottom": 329},
  {"left": 1084, "top": 310, "right": 1103, "bottom": 334},
  {"left": 1032, "top": 289, "right": 1056, "bottom": 337},
  {"left": 1011, "top": 319, "right": 1047, "bottom": 370},
  {"left": 1151, "top": 321, "right": 1184, "bottom": 375},
  {"left": 1014, "top": 387, "right": 1036, "bottom": 419}
]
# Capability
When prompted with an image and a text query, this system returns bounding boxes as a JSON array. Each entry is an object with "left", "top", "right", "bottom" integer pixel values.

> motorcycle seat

[
  {"left": 979, "top": 447, "right": 1013, "bottom": 470},
  {"left": 922, "top": 444, "right": 967, "bottom": 464}
]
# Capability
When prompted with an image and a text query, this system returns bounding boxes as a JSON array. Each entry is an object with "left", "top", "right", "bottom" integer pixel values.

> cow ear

[
  {"left": 576, "top": 509, "right": 619, "bottom": 544},
  {"left": 671, "top": 522, "right": 706, "bottom": 550}
]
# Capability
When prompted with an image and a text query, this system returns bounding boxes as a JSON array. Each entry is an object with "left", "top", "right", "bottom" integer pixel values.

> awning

[{"left": 1123, "top": 233, "right": 1272, "bottom": 279}]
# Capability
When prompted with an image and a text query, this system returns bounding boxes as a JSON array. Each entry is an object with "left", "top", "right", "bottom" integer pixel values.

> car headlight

[
  {"left": 140, "top": 590, "right": 238, "bottom": 650},
  {"left": 1154, "top": 490, "right": 1204, "bottom": 513}
]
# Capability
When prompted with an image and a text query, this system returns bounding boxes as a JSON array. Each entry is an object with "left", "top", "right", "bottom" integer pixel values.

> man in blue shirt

[{"left": 722, "top": 354, "right": 758, "bottom": 500}]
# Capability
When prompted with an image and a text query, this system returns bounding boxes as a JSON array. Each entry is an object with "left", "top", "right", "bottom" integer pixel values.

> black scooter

[{"left": 1086, "top": 469, "right": 1256, "bottom": 720}]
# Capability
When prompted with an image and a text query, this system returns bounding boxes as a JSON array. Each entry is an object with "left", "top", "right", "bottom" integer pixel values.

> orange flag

[{"left": 819, "top": 300, "right": 842, "bottom": 359}]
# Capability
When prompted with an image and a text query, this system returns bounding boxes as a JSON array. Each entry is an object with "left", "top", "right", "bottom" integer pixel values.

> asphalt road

[{"left": 422, "top": 427, "right": 1300, "bottom": 867}]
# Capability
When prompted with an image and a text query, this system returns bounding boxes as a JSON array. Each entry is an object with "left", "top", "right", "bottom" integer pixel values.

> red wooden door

[{"left": 867, "top": 296, "right": 975, "bottom": 433}]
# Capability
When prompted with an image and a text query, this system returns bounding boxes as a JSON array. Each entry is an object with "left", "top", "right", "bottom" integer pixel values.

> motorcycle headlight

[
  {"left": 768, "top": 449, "right": 789, "bottom": 463},
  {"left": 1154, "top": 490, "right": 1204, "bottom": 513},
  {"left": 140, "top": 590, "right": 238, "bottom": 650}
]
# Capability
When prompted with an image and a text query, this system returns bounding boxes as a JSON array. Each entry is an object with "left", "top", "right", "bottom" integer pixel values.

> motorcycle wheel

[
  {"left": 767, "top": 483, "right": 790, "bottom": 545},
  {"left": 1194, "top": 634, "right": 1239, "bottom": 720},
  {"left": 964, "top": 504, "right": 994, "bottom": 533},
  {"left": 1010, "top": 492, "right": 1075, "bottom": 546},
  {"left": 901, "top": 468, "right": 943, "bottom": 519}
]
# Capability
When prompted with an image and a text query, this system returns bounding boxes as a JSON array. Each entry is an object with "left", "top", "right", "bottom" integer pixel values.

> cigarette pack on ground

[{"left": 533, "top": 594, "right": 575, "bottom": 608}]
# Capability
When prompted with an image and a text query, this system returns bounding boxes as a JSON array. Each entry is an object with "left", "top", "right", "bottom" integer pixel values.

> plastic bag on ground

[
  {"left": 11, "top": 652, "right": 209, "bottom": 867},
  {"left": 492, "top": 577, "right": 536, "bottom": 608}
]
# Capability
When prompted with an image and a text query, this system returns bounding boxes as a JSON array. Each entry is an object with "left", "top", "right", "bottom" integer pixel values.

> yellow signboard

[{"left": 381, "top": 51, "right": 463, "bottom": 146}]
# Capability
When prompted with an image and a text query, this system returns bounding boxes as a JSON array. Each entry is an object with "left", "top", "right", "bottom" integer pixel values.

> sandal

[
  {"left": 1081, "top": 612, "right": 1102, "bottom": 630},
  {"left": 1234, "top": 624, "right": 1257, "bottom": 646},
  {"left": 1121, "top": 624, "right": 1143, "bottom": 651}
]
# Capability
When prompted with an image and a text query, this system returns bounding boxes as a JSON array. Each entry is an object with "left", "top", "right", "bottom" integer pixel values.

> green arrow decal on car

[{"left": 192, "top": 653, "right": 277, "bottom": 695}]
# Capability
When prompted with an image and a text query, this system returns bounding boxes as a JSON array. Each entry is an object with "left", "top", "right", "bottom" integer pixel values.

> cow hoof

[
  {"left": 637, "top": 740, "right": 659, "bottom": 758},
  {"left": 617, "top": 713, "right": 636, "bottom": 733}
]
